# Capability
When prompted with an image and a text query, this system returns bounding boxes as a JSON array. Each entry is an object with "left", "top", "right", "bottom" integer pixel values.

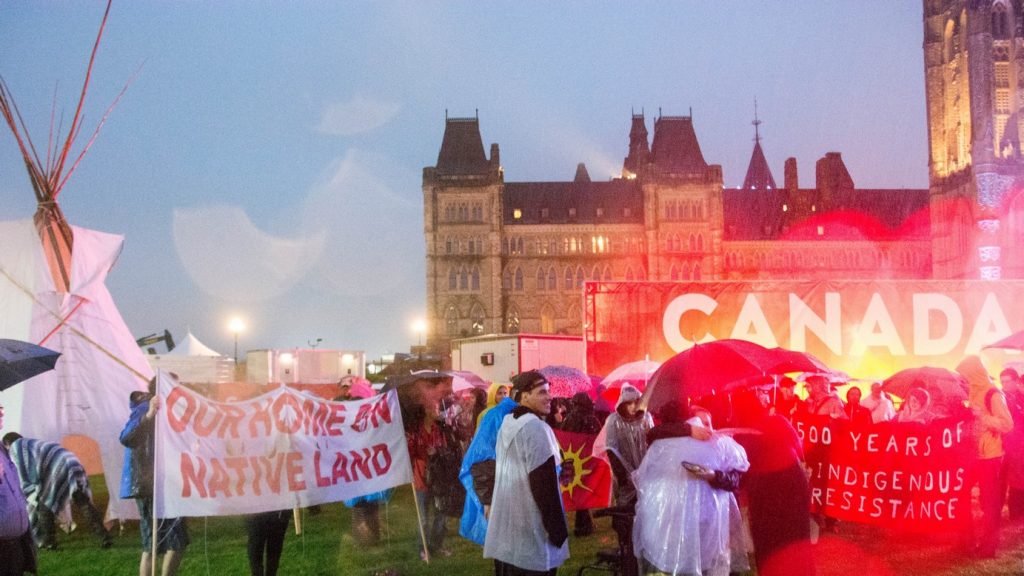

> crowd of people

[{"left": 1, "top": 357, "right": 1023, "bottom": 575}]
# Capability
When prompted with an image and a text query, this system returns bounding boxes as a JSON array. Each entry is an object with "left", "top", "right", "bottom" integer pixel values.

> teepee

[{"left": 0, "top": 1, "right": 150, "bottom": 521}]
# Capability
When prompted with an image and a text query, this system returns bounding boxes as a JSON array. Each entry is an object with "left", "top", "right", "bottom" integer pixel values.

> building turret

[{"left": 623, "top": 112, "right": 649, "bottom": 178}]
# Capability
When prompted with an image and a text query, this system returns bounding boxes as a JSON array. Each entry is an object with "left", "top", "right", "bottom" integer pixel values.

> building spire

[
  {"left": 742, "top": 100, "right": 777, "bottom": 190},
  {"left": 752, "top": 97, "right": 762, "bottom": 144}
]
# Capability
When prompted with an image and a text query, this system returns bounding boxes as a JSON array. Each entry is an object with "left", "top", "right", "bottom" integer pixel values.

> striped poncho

[{"left": 10, "top": 438, "right": 90, "bottom": 514}]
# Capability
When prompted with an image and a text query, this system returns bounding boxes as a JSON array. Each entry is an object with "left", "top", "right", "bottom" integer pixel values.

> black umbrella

[{"left": 0, "top": 338, "right": 61, "bottom": 391}]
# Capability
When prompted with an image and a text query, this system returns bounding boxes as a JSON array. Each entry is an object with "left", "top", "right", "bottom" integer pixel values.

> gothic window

[
  {"left": 626, "top": 267, "right": 634, "bottom": 281},
  {"left": 689, "top": 234, "right": 697, "bottom": 252},
  {"left": 502, "top": 269, "right": 511, "bottom": 290},
  {"left": 540, "top": 304, "right": 556, "bottom": 334},
  {"left": 575, "top": 266, "right": 585, "bottom": 289},
  {"left": 448, "top": 268, "right": 457, "bottom": 290},
  {"left": 692, "top": 263, "right": 701, "bottom": 281},
  {"left": 547, "top": 268, "right": 557, "bottom": 290},
  {"left": 993, "top": 3, "right": 1009, "bottom": 39},
  {"left": 537, "top": 267, "right": 546, "bottom": 291},
  {"left": 685, "top": 202, "right": 693, "bottom": 220},
  {"left": 517, "top": 237, "right": 525, "bottom": 254},
  {"left": 460, "top": 266, "right": 469, "bottom": 290},
  {"left": 514, "top": 267, "right": 524, "bottom": 291},
  {"left": 444, "top": 204, "right": 453, "bottom": 222},
  {"left": 670, "top": 264, "right": 680, "bottom": 281},
  {"left": 469, "top": 238, "right": 476, "bottom": 255},
  {"left": 591, "top": 266, "right": 601, "bottom": 281},
  {"left": 445, "top": 305, "right": 459, "bottom": 336},
  {"left": 471, "top": 267, "right": 480, "bottom": 290},
  {"left": 471, "top": 303, "right": 486, "bottom": 335},
  {"left": 506, "top": 308, "right": 521, "bottom": 333},
  {"left": 603, "top": 266, "right": 612, "bottom": 281},
  {"left": 564, "top": 267, "right": 574, "bottom": 290},
  {"left": 549, "top": 239, "right": 558, "bottom": 255},
  {"left": 472, "top": 203, "right": 483, "bottom": 221},
  {"left": 502, "top": 238, "right": 509, "bottom": 255},
  {"left": 566, "top": 302, "right": 582, "bottom": 333},
  {"left": 697, "top": 234, "right": 705, "bottom": 252}
]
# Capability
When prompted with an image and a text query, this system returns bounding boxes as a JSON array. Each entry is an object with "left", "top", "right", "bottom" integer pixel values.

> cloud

[
  {"left": 172, "top": 205, "right": 326, "bottom": 302},
  {"left": 300, "top": 148, "right": 421, "bottom": 297},
  {"left": 315, "top": 96, "right": 401, "bottom": 136}
]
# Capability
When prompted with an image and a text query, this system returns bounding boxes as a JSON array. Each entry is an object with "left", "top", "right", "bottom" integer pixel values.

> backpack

[{"left": 426, "top": 426, "right": 465, "bottom": 518}]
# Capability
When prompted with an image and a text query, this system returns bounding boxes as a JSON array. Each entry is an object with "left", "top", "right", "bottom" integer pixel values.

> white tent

[
  {"left": 147, "top": 331, "right": 234, "bottom": 384},
  {"left": 0, "top": 219, "right": 151, "bottom": 521}
]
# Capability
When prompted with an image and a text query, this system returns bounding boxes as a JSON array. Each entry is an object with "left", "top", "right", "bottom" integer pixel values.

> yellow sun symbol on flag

[{"left": 560, "top": 442, "right": 595, "bottom": 498}]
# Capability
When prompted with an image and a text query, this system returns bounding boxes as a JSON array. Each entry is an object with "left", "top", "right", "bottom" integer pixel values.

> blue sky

[{"left": 0, "top": 2, "right": 927, "bottom": 359}]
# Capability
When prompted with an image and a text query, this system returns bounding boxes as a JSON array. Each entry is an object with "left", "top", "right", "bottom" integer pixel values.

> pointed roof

[
  {"left": 574, "top": 162, "right": 591, "bottom": 183},
  {"left": 623, "top": 113, "right": 650, "bottom": 175},
  {"left": 436, "top": 117, "right": 490, "bottom": 175},
  {"left": 742, "top": 140, "right": 777, "bottom": 190},
  {"left": 649, "top": 116, "right": 708, "bottom": 175},
  {"left": 166, "top": 332, "right": 222, "bottom": 357}
]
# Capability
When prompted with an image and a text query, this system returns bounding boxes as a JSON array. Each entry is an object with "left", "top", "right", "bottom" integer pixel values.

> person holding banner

[
  {"left": 484, "top": 370, "right": 570, "bottom": 576},
  {"left": 245, "top": 509, "right": 289, "bottom": 576},
  {"left": 895, "top": 387, "right": 937, "bottom": 424},
  {"left": 120, "top": 383, "right": 189, "bottom": 576},
  {"left": 1000, "top": 367, "right": 1024, "bottom": 520},
  {"left": 957, "top": 355, "right": 1013, "bottom": 559},
  {"left": 860, "top": 382, "right": 896, "bottom": 423}
]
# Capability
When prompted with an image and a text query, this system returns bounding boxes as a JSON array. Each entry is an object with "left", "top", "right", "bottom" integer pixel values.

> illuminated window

[
  {"left": 817, "top": 226, "right": 825, "bottom": 236},
  {"left": 782, "top": 204, "right": 788, "bottom": 212},
  {"left": 513, "top": 208, "right": 522, "bottom": 219},
  {"left": 596, "top": 207, "right": 605, "bottom": 218},
  {"left": 568, "top": 207, "right": 577, "bottom": 220},
  {"left": 623, "top": 207, "right": 633, "bottom": 217}
]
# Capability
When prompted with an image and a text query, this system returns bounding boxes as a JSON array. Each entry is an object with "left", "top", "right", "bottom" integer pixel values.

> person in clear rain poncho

[
  {"left": 483, "top": 370, "right": 570, "bottom": 576},
  {"left": 632, "top": 410, "right": 750, "bottom": 576},
  {"left": 593, "top": 383, "right": 653, "bottom": 506}
]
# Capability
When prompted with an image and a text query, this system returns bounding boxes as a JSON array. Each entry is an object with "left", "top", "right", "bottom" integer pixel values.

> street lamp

[
  {"left": 228, "top": 317, "right": 245, "bottom": 364},
  {"left": 412, "top": 318, "right": 427, "bottom": 346}
]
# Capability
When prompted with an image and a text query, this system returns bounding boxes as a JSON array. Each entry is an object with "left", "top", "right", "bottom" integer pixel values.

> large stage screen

[{"left": 584, "top": 280, "right": 1024, "bottom": 379}]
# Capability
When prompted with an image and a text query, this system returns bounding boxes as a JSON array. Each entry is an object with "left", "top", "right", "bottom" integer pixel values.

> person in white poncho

[
  {"left": 633, "top": 408, "right": 750, "bottom": 576},
  {"left": 484, "top": 370, "right": 570, "bottom": 576}
]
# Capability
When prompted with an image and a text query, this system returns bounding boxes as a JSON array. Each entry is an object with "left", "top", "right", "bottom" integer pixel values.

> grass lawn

[{"left": 35, "top": 475, "right": 1024, "bottom": 575}]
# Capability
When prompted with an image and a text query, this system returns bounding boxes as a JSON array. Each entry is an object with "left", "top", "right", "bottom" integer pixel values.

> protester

[
  {"left": 477, "top": 383, "right": 511, "bottom": 427},
  {"left": 484, "top": 370, "right": 570, "bottom": 575},
  {"left": 545, "top": 397, "right": 568, "bottom": 430},
  {"left": 460, "top": 391, "right": 517, "bottom": 546},
  {"left": 957, "top": 355, "right": 1014, "bottom": 558},
  {"left": 593, "top": 384, "right": 653, "bottom": 506},
  {"left": 860, "top": 381, "right": 896, "bottom": 423},
  {"left": 843, "top": 387, "right": 873, "bottom": 426},
  {"left": 0, "top": 403, "right": 36, "bottom": 576},
  {"left": 2, "top": 432, "right": 111, "bottom": 550},
  {"left": 1001, "top": 367, "right": 1024, "bottom": 520},
  {"left": 732, "top": 388, "right": 814, "bottom": 576},
  {"left": 397, "top": 371, "right": 457, "bottom": 560},
  {"left": 772, "top": 377, "right": 799, "bottom": 419},
  {"left": 896, "top": 387, "right": 936, "bottom": 424},
  {"left": 561, "top": 392, "right": 602, "bottom": 537},
  {"left": 805, "top": 374, "right": 845, "bottom": 419},
  {"left": 633, "top": 409, "right": 750, "bottom": 576},
  {"left": 246, "top": 510, "right": 289, "bottom": 576},
  {"left": 120, "top": 380, "right": 189, "bottom": 576}
]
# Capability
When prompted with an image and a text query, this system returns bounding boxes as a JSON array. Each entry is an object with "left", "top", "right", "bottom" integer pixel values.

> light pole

[
  {"left": 228, "top": 317, "right": 245, "bottom": 364},
  {"left": 412, "top": 318, "right": 426, "bottom": 347}
]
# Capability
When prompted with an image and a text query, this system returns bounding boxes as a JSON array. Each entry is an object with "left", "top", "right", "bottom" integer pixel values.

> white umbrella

[
  {"left": 600, "top": 359, "right": 661, "bottom": 390},
  {"left": 446, "top": 370, "right": 490, "bottom": 393}
]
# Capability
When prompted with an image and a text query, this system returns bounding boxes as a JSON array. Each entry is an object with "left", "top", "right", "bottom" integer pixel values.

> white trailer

[
  {"left": 450, "top": 333, "right": 585, "bottom": 383},
  {"left": 246, "top": 348, "right": 366, "bottom": 385}
]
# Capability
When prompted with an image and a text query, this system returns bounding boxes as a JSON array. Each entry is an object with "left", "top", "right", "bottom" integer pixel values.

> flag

[{"left": 554, "top": 429, "right": 611, "bottom": 511}]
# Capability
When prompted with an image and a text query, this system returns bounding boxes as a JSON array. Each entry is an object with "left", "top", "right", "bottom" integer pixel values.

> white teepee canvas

[{"left": 0, "top": 219, "right": 151, "bottom": 521}]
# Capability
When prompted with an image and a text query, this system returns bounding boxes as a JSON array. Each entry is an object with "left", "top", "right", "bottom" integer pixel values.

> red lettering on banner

[
  {"left": 273, "top": 394, "right": 302, "bottom": 435},
  {"left": 325, "top": 403, "right": 347, "bottom": 436},
  {"left": 371, "top": 444, "right": 392, "bottom": 475},
  {"left": 166, "top": 387, "right": 196, "bottom": 433},
  {"left": 350, "top": 448, "right": 372, "bottom": 481},
  {"left": 218, "top": 405, "right": 246, "bottom": 439},
  {"left": 249, "top": 456, "right": 264, "bottom": 496},
  {"left": 351, "top": 397, "right": 393, "bottom": 432},
  {"left": 332, "top": 452, "right": 351, "bottom": 483},
  {"left": 208, "top": 458, "right": 230, "bottom": 498},
  {"left": 311, "top": 445, "right": 394, "bottom": 486},
  {"left": 192, "top": 401, "right": 223, "bottom": 437},
  {"left": 249, "top": 400, "right": 273, "bottom": 437},
  {"left": 286, "top": 452, "right": 305, "bottom": 492},
  {"left": 181, "top": 453, "right": 208, "bottom": 498},
  {"left": 313, "top": 451, "right": 331, "bottom": 487},
  {"left": 226, "top": 457, "right": 248, "bottom": 496}
]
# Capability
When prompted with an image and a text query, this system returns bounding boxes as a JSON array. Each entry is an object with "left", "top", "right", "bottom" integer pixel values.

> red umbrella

[
  {"left": 881, "top": 367, "right": 968, "bottom": 415},
  {"left": 539, "top": 365, "right": 593, "bottom": 398},
  {"left": 984, "top": 330, "right": 1024, "bottom": 351},
  {"left": 642, "top": 339, "right": 826, "bottom": 415}
]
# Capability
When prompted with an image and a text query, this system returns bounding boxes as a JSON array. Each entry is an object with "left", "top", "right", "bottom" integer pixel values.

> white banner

[{"left": 154, "top": 372, "right": 411, "bottom": 518}]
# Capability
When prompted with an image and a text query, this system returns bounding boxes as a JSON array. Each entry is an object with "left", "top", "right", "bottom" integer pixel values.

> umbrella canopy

[
  {"left": 446, "top": 370, "right": 490, "bottom": 393},
  {"left": 642, "top": 339, "right": 826, "bottom": 415},
  {"left": 0, "top": 338, "right": 61, "bottom": 391},
  {"left": 600, "top": 360, "right": 662, "bottom": 390},
  {"left": 538, "top": 365, "right": 593, "bottom": 398},
  {"left": 984, "top": 330, "right": 1024, "bottom": 351},
  {"left": 881, "top": 367, "right": 968, "bottom": 412}
]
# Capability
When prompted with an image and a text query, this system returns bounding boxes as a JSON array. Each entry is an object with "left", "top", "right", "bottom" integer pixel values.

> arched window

[
  {"left": 445, "top": 237, "right": 452, "bottom": 254},
  {"left": 448, "top": 268, "right": 457, "bottom": 290},
  {"left": 575, "top": 266, "right": 585, "bottom": 289},
  {"left": 697, "top": 234, "right": 704, "bottom": 252},
  {"left": 689, "top": 234, "right": 697, "bottom": 252},
  {"left": 670, "top": 264, "right": 680, "bottom": 281},
  {"left": 548, "top": 268, "right": 557, "bottom": 291},
  {"left": 514, "top": 267, "right": 524, "bottom": 291},
  {"left": 692, "top": 263, "right": 701, "bottom": 281},
  {"left": 445, "top": 305, "right": 459, "bottom": 336},
  {"left": 506, "top": 308, "right": 521, "bottom": 333},
  {"left": 471, "top": 267, "right": 480, "bottom": 290},
  {"left": 459, "top": 266, "right": 469, "bottom": 290},
  {"left": 591, "top": 266, "right": 601, "bottom": 281},
  {"left": 502, "top": 269, "right": 511, "bottom": 290},
  {"left": 471, "top": 303, "right": 486, "bottom": 335},
  {"left": 540, "top": 304, "right": 556, "bottom": 334},
  {"left": 993, "top": 3, "right": 1009, "bottom": 39},
  {"left": 537, "top": 267, "right": 546, "bottom": 291},
  {"left": 566, "top": 303, "right": 582, "bottom": 333},
  {"left": 564, "top": 267, "right": 574, "bottom": 290},
  {"left": 603, "top": 265, "right": 612, "bottom": 281},
  {"left": 626, "top": 266, "right": 634, "bottom": 281}
]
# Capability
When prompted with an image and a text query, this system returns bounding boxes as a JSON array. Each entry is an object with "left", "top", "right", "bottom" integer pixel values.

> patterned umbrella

[
  {"left": 446, "top": 370, "right": 490, "bottom": 393},
  {"left": 539, "top": 365, "right": 593, "bottom": 398},
  {"left": 600, "top": 360, "right": 662, "bottom": 391},
  {"left": 0, "top": 339, "right": 61, "bottom": 391}
]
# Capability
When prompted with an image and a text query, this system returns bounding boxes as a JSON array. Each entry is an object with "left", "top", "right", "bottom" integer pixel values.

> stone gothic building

[
  {"left": 924, "top": 0, "right": 1024, "bottom": 280},
  {"left": 421, "top": 1, "right": 1024, "bottom": 355}
]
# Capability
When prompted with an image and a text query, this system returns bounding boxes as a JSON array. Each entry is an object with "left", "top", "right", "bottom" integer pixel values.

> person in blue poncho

[{"left": 458, "top": 390, "right": 517, "bottom": 545}]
